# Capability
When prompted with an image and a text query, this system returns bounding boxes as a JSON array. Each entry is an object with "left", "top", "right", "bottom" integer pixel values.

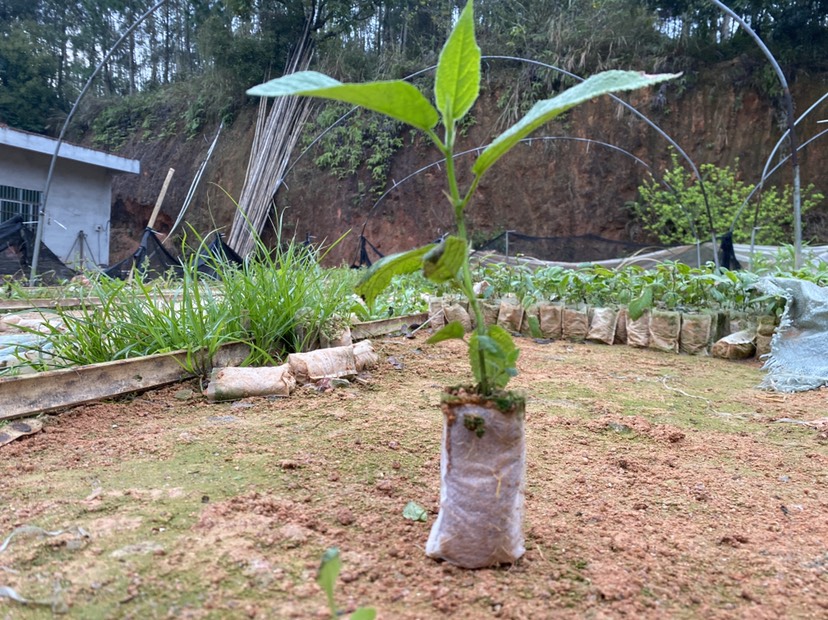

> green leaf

[
  {"left": 434, "top": 1, "right": 480, "bottom": 125},
  {"left": 469, "top": 325, "right": 519, "bottom": 390},
  {"left": 355, "top": 245, "right": 435, "bottom": 307},
  {"left": 475, "top": 334, "right": 501, "bottom": 356},
  {"left": 349, "top": 608, "right": 377, "bottom": 620},
  {"left": 248, "top": 71, "right": 439, "bottom": 132},
  {"left": 318, "top": 548, "right": 342, "bottom": 615},
  {"left": 527, "top": 314, "right": 542, "bottom": 339},
  {"left": 426, "top": 321, "right": 466, "bottom": 344},
  {"left": 628, "top": 286, "right": 654, "bottom": 321},
  {"left": 422, "top": 236, "right": 467, "bottom": 283},
  {"left": 490, "top": 325, "right": 517, "bottom": 351},
  {"left": 473, "top": 70, "right": 680, "bottom": 178},
  {"left": 402, "top": 501, "right": 429, "bottom": 522}
]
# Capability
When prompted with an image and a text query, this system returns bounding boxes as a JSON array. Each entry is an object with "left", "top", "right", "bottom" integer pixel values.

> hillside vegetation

[{"left": 2, "top": 1, "right": 827, "bottom": 264}]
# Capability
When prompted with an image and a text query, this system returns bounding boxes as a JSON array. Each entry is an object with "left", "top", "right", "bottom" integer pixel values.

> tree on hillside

[
  {"left": 2, "top": 0, "right": 827, "bottom": 136},
  {"left": 0, "top": 23, "right": 61, "bottom": 132},
  {"left": 647, "top": 0, "right": 828, "bottom": 66}
]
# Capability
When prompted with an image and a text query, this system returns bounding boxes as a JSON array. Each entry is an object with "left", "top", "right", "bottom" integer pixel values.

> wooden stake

[{"left": 148, "top": 167, "right": 175, "bottom": 230}]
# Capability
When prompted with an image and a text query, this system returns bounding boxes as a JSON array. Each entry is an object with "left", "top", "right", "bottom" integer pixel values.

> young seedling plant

[
  {"left": 248, "top": 1, "right": 677, "bottom": 396},
  {"left": 318, "top": 548, "right": 375, "bottom": 620}
]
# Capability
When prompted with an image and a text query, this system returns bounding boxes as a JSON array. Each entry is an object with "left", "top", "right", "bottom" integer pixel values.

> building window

[{"left": 0, "top": 184, "right": 41, "bottom": 225}]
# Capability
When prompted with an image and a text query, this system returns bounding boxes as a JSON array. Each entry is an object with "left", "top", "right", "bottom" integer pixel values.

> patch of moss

[{"left": 463, "top": 414, "right": 486, "bottom": 438}]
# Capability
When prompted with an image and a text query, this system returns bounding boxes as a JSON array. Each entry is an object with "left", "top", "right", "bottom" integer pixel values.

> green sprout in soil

[{"left": 318, "top": 548, "right": 376, "bottom": 620}]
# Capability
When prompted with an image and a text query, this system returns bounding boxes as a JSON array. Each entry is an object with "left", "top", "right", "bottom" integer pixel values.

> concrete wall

[{"left": 0, "top": 146, "right": 114, "bottom": 268}]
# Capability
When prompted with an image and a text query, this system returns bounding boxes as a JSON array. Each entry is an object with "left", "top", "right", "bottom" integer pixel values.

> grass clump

[{"left": 14, "top": 229, "right": 356, "bottom": 373}]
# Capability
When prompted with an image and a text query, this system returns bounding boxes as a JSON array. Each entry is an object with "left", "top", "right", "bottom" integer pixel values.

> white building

[{"left": 0, "top": 126, "right": 140, "bottom": 269}]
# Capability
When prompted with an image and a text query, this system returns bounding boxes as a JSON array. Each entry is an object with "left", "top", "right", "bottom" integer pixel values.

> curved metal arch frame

[{"left": 283, "top": 56, "right": 710, "bottom": 268}]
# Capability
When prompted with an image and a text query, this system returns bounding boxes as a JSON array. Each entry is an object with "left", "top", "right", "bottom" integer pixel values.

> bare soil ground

[{"left": 1, "top": 334, "right": 827, "bottom": 619}]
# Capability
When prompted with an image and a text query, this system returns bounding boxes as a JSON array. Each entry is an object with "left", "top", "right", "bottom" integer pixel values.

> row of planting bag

[{"left": 429, "top": 296, "right": 778, "bottom": 360}]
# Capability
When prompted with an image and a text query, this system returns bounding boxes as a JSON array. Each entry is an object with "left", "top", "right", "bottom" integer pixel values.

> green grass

[{"left": 12, "top": 229, "right": 358, "bottom": 373}]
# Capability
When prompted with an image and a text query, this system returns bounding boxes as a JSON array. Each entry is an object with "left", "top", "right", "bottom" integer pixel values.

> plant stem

[{"left": 441, "top": 122, "right": 490, "bottom": 392}]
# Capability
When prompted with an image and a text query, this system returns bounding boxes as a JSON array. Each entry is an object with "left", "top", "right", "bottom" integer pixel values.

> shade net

[
  {"left": 0, "top": 215, "right": 77, "bottom": 284},
  {"left": 195, "top": 234, "right": 245, "bottom": 277},
  {"left": 104, "top": 228, "right": 183, "bottom": 280},
  {"left": 475, "top": 232, "right": 666, "bottom": 263}
]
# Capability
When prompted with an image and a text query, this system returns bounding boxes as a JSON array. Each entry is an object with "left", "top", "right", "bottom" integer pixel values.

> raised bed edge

[{"left": 0, "top": 313, "right": 428, "bottom": 421}]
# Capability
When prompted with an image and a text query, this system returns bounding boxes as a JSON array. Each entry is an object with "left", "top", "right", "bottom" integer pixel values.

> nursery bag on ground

[{"left": 426, "top": 389, "right": 526, "bottom": 569}]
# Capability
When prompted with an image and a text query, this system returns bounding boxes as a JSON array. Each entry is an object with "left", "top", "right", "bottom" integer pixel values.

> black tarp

[
  {"left": 196, "top": 233, "right": 244, "bottom": 277},
  {"left": 719, "top": 231, "right": 743, "bottom": 270},
  {"left": 104, "top": 227, "right": 182, "bottom": 280},
  {"left": 0, "top": 216, "right": 77, "bottom": 283},
  {"left": 104, "top": 229, "right": 246, "bottom": 280},
  {"left": 351, "top": 235, "right": 384, "bottom": 268}
]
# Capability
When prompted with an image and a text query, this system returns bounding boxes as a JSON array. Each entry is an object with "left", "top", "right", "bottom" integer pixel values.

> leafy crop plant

[
  {"left": 248, "top": 1, "right": 677, "bottom": 396},
  {"left": 249, "top": 0, "right": 676, "bottom": 571}
]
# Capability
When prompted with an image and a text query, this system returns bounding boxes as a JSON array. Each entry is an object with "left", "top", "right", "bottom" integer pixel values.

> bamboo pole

[
  {"left": 168, "top": 124, "right": 223, "bottom": 240},
  {"left": 229, "top": 33, "right": 314, "bottom": 257}
]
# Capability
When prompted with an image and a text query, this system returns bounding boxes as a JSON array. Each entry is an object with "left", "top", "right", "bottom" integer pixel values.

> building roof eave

[{"left": 0, "top": 126, "right": 140, "bottom": 175}]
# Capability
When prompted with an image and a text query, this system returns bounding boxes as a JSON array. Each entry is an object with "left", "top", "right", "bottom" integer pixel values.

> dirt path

[{"left": 1, "top": 335, "right": 827, "bottom": 619}]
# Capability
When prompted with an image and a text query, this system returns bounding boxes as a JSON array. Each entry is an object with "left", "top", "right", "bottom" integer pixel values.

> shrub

[{"left": 628, "top": 151, "right": 824, "bottom": 245}]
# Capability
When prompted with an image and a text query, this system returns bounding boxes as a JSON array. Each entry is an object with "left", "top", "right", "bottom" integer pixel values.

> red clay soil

[{"left": 1, "top": 334, "right": 827, "bottom": 619}]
